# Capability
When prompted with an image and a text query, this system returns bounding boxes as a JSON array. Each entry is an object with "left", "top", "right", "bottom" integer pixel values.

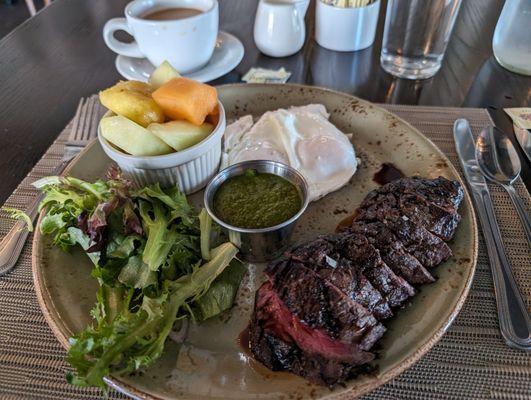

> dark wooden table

[{"left": 0, "top": 0, "right": 530, "bottom": 204}]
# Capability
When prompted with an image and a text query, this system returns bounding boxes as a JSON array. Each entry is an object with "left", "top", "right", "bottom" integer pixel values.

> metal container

[{"left": 204, "top": 160, "right": 309, "bottom": 262}]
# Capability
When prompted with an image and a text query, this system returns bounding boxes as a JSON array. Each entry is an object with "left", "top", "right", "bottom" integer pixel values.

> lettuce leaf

[
  {"left": 1, "top": 207, "right": 33, "bottom": 232},
  {"left": 61, "top": 227, "right": 100, "bottom": 265},
  {"left": 199, "top": 208, "right": 212, "bottom": 261},
  {"left": 135, "top": 183, "right": 196, "bottom": 228},
  {"left": 139, "top": 200, "right": 182, "bottom": 271},
  {"left": 118, "top": 255, "right": 157, "bottom": 289},
  {"left": 192, "top": 259, "right": 245, "bottom": 321}
]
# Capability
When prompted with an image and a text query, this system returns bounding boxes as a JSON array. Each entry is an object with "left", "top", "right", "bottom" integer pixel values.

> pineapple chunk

[
  {"left": 99, "top": 81, "right": 165, "bottom": 127},
  {"left": 149, "top": 61, "right": 181, "bottom": 89},
  {"left": 152, "top": 77, "right": 218, "bottom": 126},
  {"left": 100, "top": 115, "right": 173, "bottom": 156},
  {"left": 148, "top": 120, "right": 214, "bottom": 151}
]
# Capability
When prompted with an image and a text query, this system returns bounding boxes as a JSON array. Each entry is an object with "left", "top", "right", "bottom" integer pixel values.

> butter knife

[{"left": 454, "top": 118, "right": 530, "bottom": 351}]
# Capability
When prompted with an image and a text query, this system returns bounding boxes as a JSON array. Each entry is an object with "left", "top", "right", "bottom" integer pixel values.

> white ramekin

[
  {"left": 98, "top": 101, "right": 226, "bottom": 194},
  {"left": 315, "top": 0, "right": 381, "bottom": 52}
]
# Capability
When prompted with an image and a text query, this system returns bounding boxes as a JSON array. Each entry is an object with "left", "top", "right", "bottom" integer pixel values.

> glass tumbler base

[{"left": 380, "top": 53, "right": 443, "bottom": 80}]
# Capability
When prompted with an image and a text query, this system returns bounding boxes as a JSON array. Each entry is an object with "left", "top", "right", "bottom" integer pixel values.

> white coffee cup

[{"left": 103, "top": 0, "right": 219, "bottom": 74}]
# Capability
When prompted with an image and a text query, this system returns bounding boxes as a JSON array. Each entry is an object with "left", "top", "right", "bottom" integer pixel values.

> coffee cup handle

[{"left": 103, "top": 18, "right": 144, "bottom": 58}]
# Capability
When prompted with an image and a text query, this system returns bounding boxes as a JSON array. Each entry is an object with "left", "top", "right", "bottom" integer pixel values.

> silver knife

[{"left": 454, "top": 118, "right": 531, "bottom": 351}]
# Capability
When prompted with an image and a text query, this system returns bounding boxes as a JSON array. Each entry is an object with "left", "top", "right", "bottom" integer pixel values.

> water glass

[
  {"left": 492, "top": 0, "right": 531, "bottom": 76},
  {"left": 380, "top": 0, "right": 462, "bottom": 80}
]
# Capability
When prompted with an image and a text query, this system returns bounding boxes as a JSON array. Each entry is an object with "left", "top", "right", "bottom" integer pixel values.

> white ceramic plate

[{"left": 115, "top": 31, "right": 244, "bottom": 83}]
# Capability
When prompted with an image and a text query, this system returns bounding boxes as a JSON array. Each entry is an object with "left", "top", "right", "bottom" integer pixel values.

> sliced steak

[
  {"left": 250, "top": 276, "right": 375, "bottom": 386},
  {"left": 285, "top": 239, "right": 393, "bottom": 320},
  {"left": 398, "top": 193, "right": 460, "bottom": 241},
  {"left": 358, "top": 176, "right": 463, "bottom": 241},
  {"left": 249, "top": 176, "right": 464, "bottom": 387},
  {"left": 397, "top": 176, "right": 464, "bottom": 211},
  {"left": 268, "top": 260, "right": 386, "bottom": 351},
  {"left": 253, "top": 280, "right": 376, "bottom": 359},
  {"left": 365, "top": 176, "right": 464, "bottom": 212},
  {"left": 309, "top": 258, "right": 393, "bottom": 320},
  {"left": 350, "top": 221, "right": 435, "bottom": 285},
  {"left": 332, "top": 233, "right": 416, "bottom": 308},
  {"left": 357, "top": 191, "right": 460, "bottom": 241},
  {"left": 382, "top": 215, "right": 452, "bottom": 267},
  {"left": 249, "top": 322, "right": 366, "bottom": 387}
]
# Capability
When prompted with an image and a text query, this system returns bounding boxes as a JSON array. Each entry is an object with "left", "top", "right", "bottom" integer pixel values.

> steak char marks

[
  {"left": 350, "top": 221, "right": 435, "bottom": 285},
  {"left": 250, "top": 176, "right": 463, "bottom": 387},
  {"left": 289, "top": 238, "right": 393, "bottom": 320}
]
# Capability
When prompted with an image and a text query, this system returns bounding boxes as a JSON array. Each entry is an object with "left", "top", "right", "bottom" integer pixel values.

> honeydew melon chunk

[
  {"left": 148, "top": 61, "right": 181, "bottom": 89},
  {"left": 100, "top": 115, "right": 174, "bottom": 156},
  {"left": 148, "top": 120, "right": 214, "bottom": 151}
]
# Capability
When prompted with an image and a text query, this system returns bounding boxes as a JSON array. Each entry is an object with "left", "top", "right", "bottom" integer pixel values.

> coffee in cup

[
  {"left": 141, "top": 7, "right": 203, "bottom": 20},
  {"left": 103, "top": 0, "right": 218, "bottom": 74}
]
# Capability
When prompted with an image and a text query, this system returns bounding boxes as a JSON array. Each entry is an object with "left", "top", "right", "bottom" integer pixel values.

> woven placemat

[{"left": 0, "top": 104, "right": 529, "bottom": 400}]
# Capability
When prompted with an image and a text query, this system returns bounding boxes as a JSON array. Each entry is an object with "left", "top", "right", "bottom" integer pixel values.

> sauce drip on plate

[
  {"left": 336, "top": 213, "right": 357, "bottom": 232},
  {"left": 238, "top": 325, "right": 252, "bottom": 356},
  {"left": 373, "top": 163, "right": 405, "bottom": 185}
]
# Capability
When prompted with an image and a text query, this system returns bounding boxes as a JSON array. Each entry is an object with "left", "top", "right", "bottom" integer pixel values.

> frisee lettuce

[
  {"left": 66, "top": 242, "right": 238, "bottom": 388},
  {"left": 1, "top": 207, "right": 33, "bottom": 232},
  {"left": 36, "top": 173, "right": 243, "bottom": 389}
]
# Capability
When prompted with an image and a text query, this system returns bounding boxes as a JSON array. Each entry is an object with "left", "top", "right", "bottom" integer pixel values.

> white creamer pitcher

[{"left": 253, "top": 0, "right": 310, "bottom": 58}]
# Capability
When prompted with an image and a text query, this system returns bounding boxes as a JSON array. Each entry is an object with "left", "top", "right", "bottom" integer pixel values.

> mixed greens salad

[{"left": 31, "top": 167, "right": 244, "bottom": 388}]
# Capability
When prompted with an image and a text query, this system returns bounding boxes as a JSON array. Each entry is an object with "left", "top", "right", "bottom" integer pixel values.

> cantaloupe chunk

[
  {"left": 152, "top": 77, "right": 218, "bottom": 126},
  {"left": 205, "top": 104, "right": 220, "bottom": 126},
  {"left": 100, "top": 115, "right": 173, "bottom": 156}
]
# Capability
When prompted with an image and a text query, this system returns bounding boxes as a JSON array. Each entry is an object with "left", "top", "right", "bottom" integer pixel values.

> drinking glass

[
  {"left": 380, "top": 0, "right": 462, "bottom": 80},
  {"left": 492, "top": 0, "right": 531, "bottom": 76}
]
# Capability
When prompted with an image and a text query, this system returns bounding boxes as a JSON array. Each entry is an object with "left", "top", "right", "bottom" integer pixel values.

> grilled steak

[
  {"left": 249, "top": 323, "right": 367, "bottom": 386},
  {"left": 287, "top": 239, "right": 393, "bottom": 319},
  {"left": 250, "top": 273, "right": 376, "bottom": 386},
  {"left": 332, "top": 233, "right": 416, "bottom": 308},
  {"left": 381, "top": 215, "right": 452, "bottom": 267},
  {"left": 358, "top": 176, "right": 463, "bottom": 241},
  {"left": 363, "top": 176, "right": 463, "bottom": 212},
  {"left": 249, "top": 176, "right": 463, "bottom": 387},
  {"left": 350, "top": 221, "right": 435, "bottom": 285},
  {"left": 357, "top": 191, "right": 460, "bottom": 241},
  {"left": 268, "top": 260, "right": 386, "bottom": 351}
]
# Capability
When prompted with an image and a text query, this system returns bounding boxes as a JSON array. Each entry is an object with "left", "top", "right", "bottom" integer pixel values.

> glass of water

[
  {"left": 492, "top": 0, "right": 531, "bottom": 76},
  {"left": 380, "top": 0, "right": 462, "bottom": 80}
]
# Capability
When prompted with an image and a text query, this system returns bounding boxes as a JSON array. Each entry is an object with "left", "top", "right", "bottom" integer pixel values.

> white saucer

[{"left": 115, "top": 31, "right": 244, "bottom": 83}]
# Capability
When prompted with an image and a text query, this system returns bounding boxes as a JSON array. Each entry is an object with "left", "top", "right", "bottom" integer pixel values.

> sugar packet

[
  {"left": 505, "top": 107, "right": 531, "bottom": 130},
  {"left": 320, "top": 0, "right": 376, "bottom": 7},
  {"left": 242, "top": 67, "right": 292, "bottom": 84}
]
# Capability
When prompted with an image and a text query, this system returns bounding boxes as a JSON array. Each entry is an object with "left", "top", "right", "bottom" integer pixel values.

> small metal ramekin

[{"left": 204, "top": 160, "right": 309, "bottom": 262}]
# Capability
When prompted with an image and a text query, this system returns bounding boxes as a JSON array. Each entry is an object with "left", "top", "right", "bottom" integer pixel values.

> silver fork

[{"left": 0, "top": 97, "right": 102, "bottom": 276}]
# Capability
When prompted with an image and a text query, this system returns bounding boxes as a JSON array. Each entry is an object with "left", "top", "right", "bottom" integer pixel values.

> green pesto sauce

[{"left": 213, "top": 169, "right": 302, "bottom": 229}]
